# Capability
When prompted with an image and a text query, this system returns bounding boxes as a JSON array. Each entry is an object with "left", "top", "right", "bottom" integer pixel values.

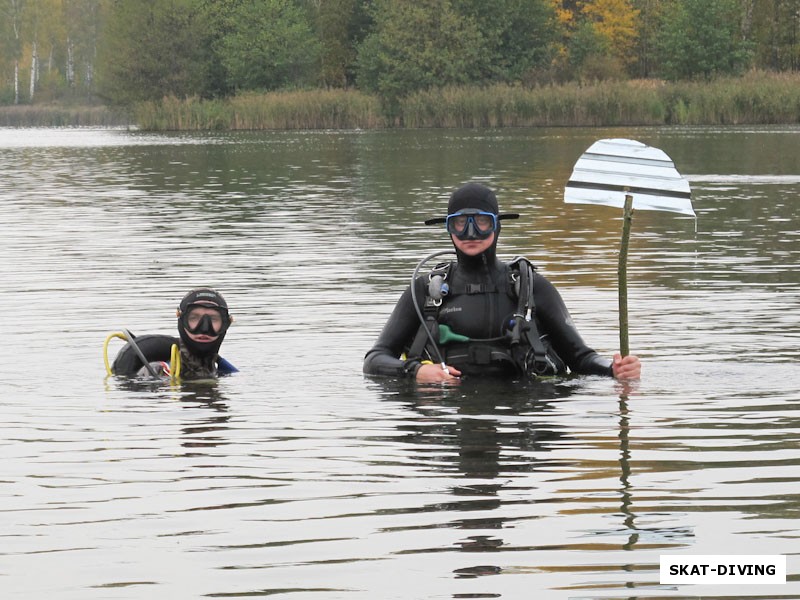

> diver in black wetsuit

[
  {"left": 363, "top": 182, "right": 642, "bottom": 384},
  {"left": 110, "top": 288, "right": 235, "bottom": 379},
  {"left": 175, "top": 288, "right": 233, "bottom": 379}
]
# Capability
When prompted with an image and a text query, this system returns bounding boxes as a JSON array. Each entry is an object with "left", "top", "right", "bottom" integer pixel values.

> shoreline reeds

[
  {"left": 4, "top": 71, "right": 800, "bottom": 130},
  {"left": 400, "top": 71, "right": 800, "bottom": 128},
  {"left": 131, "top": 89, "right": 383, "bottom": 131},
  {"left": 0, "top": 104, "right": 125, "bottom": 127}
]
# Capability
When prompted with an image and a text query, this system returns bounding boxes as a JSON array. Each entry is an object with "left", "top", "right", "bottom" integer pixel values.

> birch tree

[
  {"left": 24, "top": 0, "right": 48, "bottom": 100},
  {"left": 63, "top": 0, "right": 107, "bottom": 95},
  {"left": 1, "top": 0, "right": 25, "bottom": 103}
]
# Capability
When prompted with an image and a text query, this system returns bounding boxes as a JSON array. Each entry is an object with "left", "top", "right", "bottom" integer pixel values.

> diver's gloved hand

[
  {"left": 612, "top": 353, "right": 641, "bottom": 380},
  {"left": 415, "top": 362, "right": 462, "bottom": 383}
]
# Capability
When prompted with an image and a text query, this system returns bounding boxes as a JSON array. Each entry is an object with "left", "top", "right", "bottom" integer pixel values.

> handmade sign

[
  {"left": 564, "top": 138, "right": 694, "bottom": 356},
  {"left": 565, "top": 138, "right": 694, "bottom": 215}
]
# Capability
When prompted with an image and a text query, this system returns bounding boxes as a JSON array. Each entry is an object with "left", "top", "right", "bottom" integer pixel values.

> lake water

[{"left": 2, "top": 125, "right": 799, "bottom": 599}]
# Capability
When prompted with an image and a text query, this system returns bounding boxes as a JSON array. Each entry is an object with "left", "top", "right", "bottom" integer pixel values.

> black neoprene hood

[
  {"left": 179, "top": 288, "right": 228, "bottom": 312},
  {"left": 424, "top": 182, "right": 519, "bottom": 226},
  {"left": 177, "top": 288, "right": 230, "bottom": 357}
]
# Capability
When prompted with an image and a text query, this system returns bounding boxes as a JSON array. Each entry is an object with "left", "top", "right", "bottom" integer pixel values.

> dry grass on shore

[{"left": 5, "top": 71, "right": 800, "bottom": 130}]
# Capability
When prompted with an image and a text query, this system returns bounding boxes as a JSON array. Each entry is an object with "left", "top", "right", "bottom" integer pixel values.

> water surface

[{"left": 2, "top": 126, "right": 799, "bottom": 599}]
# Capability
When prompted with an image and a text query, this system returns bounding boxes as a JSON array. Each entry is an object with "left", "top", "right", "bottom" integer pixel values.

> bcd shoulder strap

[{"left": 507, "top": 257, "right": 553, "bottom": 375}]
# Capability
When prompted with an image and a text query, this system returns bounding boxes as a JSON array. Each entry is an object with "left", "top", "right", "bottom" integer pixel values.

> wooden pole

[{"left": 618, "top": 194, "right": 633, "bottom": 357}]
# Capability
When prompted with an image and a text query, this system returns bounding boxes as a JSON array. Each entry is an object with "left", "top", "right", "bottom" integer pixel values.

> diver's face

[
  {"left": 451, "top": 232, "right": 496, "bottom": 256},
  {"left": 183, "top": 306, "right": 223, "bottom": 343}
]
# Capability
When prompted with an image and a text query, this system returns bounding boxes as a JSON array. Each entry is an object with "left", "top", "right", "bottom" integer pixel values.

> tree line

[{"left": 2, "top": 0, "right": 799, "bottom": 111}]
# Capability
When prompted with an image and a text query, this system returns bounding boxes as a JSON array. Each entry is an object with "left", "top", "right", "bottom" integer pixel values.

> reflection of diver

[
  {"left": 179, "top": 381, "right": 233, "bottom": 449},
  {"left": 112, "top": 375, "right": 233, "bottom": 449},
  {"left": 104, "top": 288, "right": 237, "bottom": 381},
  {"left": 386, "top": 379, "right": 574, "bottom": 574},
  {"left": 386, "top": 378, "right": 577, "bottom": 479},
  {"left": 371, "top": 378, "right": 647, "bottom": 575},
  {"left": 364, "top": 182, "right": 641, "bottom": 384}
]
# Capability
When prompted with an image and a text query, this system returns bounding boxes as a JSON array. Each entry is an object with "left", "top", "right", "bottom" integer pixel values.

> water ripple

[{"left": 2, "top": 127, "right": 800, "bottom": 599}]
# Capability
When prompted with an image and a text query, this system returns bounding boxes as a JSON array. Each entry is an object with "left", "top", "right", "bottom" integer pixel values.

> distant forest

[{"left": 1, "top": 0, "right": 798, "bottom": 111}]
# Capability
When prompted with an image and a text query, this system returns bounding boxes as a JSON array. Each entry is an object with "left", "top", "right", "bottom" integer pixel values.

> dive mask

[
  {"left": 180, "top": 304, "right": 231, "bottom": 337},
  {"left": 445, "top": 209, "right": 498, "bottom": 240}
]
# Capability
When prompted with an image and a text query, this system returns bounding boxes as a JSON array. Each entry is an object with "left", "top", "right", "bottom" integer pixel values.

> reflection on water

[{"left": 1, "top": 126, "right": 799, "bottom": 599}]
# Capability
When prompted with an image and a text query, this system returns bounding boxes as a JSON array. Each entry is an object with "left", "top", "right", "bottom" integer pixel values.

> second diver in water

[{"left": 110, "top": 287, "right": 236, "bottom": 380}]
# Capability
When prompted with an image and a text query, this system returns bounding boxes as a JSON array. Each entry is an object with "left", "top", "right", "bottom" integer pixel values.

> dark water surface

[{"left": 1, "top": 126, "right": 799, "bottom": 599}]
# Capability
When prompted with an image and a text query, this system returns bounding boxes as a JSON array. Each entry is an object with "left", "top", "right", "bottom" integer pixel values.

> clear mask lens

[
  {"left": 183, "top": 306, "right": 228, "bottom": 335},
  {"left": 445, "top": 210, "right": 497, "bottom": 238}
]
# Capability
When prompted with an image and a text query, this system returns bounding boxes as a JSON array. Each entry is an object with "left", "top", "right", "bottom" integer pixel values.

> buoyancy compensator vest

[
  {"left": 407, "top": 257, "right": 566, "bottom": 379},
  {"left": 107, "top": 332, "right": 238, "bottom": 379},
  {"left": 111, "top": 333, "right": 178, "bottom": 377}
]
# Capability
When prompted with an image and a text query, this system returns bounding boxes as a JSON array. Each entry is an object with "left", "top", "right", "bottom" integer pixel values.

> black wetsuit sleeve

[
  {"left": 533, "top": 272, "right": 614, "bottom": 377},
  {"left": 363, "top": 280, "right": 425, "bottom": 378}
]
